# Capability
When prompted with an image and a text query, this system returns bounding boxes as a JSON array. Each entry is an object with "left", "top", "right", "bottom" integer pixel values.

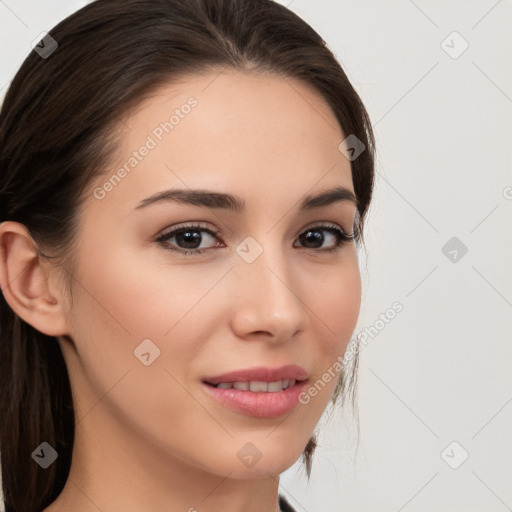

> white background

[{"left": 1, "top": 1, "right": 511, "bottom": 511}]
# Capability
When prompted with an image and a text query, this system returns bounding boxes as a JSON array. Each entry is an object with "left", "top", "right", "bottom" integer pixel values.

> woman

[{"left": 0, "top": 0, "right": 375, "bottom": 510}]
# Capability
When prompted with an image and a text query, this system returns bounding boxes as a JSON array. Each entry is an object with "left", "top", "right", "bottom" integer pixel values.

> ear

[{"left": 0, "top": 221, "right": 70, "bottom": 336}]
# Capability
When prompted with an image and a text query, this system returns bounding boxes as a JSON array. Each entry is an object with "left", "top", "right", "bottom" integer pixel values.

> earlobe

[{"left": 0, "top": 221, "right": 70, "bottom": 337}]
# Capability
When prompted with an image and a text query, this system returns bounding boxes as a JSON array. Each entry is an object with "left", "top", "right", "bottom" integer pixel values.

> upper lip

[{"left": 203, "top": 364, "right": 309, "bottom": 385}]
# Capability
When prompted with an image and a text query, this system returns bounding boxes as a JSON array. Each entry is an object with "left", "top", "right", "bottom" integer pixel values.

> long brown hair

[{"left": 0, "top": 0, "right": 375, "bottom": 510}]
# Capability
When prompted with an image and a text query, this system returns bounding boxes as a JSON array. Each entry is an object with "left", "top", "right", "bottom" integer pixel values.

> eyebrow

[{"left": 135, "top": 185, "right": 358, "bottom": 212}]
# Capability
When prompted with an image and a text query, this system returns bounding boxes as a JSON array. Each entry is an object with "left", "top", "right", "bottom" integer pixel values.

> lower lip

[{"left": 201, "top": 380, "right": 308, "bottom": 418}]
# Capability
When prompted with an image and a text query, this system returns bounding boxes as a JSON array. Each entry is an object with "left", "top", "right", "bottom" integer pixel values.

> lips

[{"left": 201, "top": 365, "right": 309, "bottom": 418}]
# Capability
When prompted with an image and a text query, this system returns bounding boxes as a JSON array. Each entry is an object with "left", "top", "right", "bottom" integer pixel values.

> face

[{"left": 58, "top": 69, "right": 361, "bottom": 480}]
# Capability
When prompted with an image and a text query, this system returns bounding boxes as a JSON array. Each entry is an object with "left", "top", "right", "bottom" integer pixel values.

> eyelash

[{"left": 155, "top": 222, "right": 356, "bottom": 257}]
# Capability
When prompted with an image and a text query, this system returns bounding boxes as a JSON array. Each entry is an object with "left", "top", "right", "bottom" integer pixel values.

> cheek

[
  {"left": 298, "top": 256, "right": 361, "bottom": 407},
  {"left": 310, "top": 255, "right": 362, "bottom": 356},
  {"left": 71, "top": 234, "right": 218, "bottom": 340},
  {"left": 66, "top": 237, "right": 230, "bottom": 416},
  {"left": 65, "top": 246, "right": 233, "bottom": 465}
]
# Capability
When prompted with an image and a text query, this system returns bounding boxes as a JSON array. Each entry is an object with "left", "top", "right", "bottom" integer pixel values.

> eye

[
  {"left": 155, "top": 222, "right": 356, "bottom": 257},
  {"left": 295, "top": 223, "right": 356, "bottom": 253},
  {"left": 155, "top": 223, "right": 222, "bottom": 256}
]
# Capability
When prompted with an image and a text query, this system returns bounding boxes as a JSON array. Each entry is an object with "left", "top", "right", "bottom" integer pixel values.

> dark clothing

[{"left": 279, "top": 494, "right": 296, "bottom": 512}]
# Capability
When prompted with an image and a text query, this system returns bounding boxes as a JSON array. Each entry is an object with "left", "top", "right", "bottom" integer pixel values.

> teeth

[
  {"left": 250, "top": 381, "right": 268, "bottom": 392},
  {"left": 267, "top": 380, "right": 283, "bottom": 392},
  {"left": 214, "top": 379, "right": 297, "bottom": 392}
]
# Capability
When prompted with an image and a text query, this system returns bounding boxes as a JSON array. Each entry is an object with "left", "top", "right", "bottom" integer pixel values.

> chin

[
  {"left": 209, "top": 440, "right": 306, "bottom": 480},
  {"left": 225, "top": 459, "right": 298, "bottom": 480}
]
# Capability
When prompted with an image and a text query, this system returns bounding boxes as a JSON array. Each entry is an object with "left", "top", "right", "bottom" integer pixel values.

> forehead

[{"left": 91, "top": 69, "right": 354, "bottom": 214}]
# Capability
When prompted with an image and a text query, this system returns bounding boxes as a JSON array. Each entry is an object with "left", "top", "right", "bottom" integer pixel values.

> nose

[{"left": 230, "top": 241, "right": 307, "bottom": 343}]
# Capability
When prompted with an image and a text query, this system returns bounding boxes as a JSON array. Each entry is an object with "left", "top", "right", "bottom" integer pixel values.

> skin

[{"left": 0, "top": 69, "right": 361, "bottom": 512}]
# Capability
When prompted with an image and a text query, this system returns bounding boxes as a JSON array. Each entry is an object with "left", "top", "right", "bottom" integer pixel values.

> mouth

[{"left": 201, "top": 365, "right": 309, "bottom": 418}]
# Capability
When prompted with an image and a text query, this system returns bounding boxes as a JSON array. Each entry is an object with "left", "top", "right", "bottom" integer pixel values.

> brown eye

[
  {"left": 156, "top": 223, "right": 222, "bottom": 255},
  {"left": 295, "top": 224, "right": 355, "bottom": 252}
]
